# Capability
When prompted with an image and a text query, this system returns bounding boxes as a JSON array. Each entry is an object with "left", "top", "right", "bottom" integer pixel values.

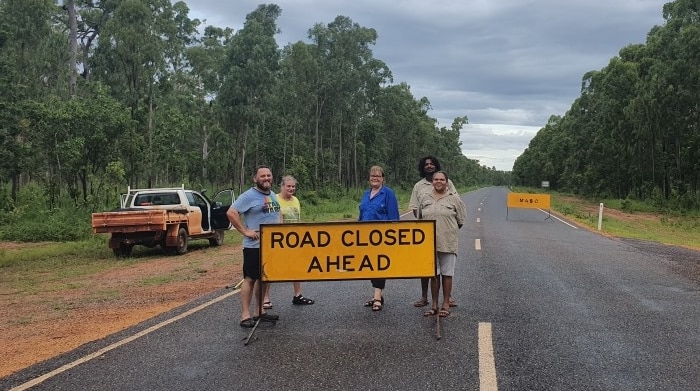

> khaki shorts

[{"left": 436, "top": 252, "right": 456, "bottom": 276}]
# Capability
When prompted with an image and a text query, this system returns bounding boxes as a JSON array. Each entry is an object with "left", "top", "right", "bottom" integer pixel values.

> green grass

[
  {"left": 0, "top": 196, "right": 375, "bottom": 296},
  {"left": 3, "top": 187, "right": 697, "bottom": 288},
  {"left": 303, "top": 197, "right": 361, "bottom": 221},
  {"left": 547, "top": 190, "right": 700, "bottom": 250},
  {"left": 136, "top": 274, "right": 182, "bottom": 286}
]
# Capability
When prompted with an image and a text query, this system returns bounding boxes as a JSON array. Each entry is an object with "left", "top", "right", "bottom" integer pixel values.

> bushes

[
  {"left": 0, "top": 184, "right": 93, "bottom": 242},
  {"left": 0, "top": 208, "right": 92, "bottom": 242}
]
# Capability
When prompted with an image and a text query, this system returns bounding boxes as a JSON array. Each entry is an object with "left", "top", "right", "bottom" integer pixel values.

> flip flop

[
  {"left": 423, "top": 308, "right": 438, "bottom": 317},
  {"left": 439, "top": 309, "right": 450, "bottom": 317},
  {"left": 254, "top": 313, "right": 279, "bottom": 322},
  {"left": 292, "top": 295, "right": 315, "bottom": 305},
  {"left": 414, "top": 297, "right": 429, "bottom": 307},
  {"left": 239, "top": 318, "right": 255, "bottom": 328},
  {"left": 262, "top": 301, "right": 273, "bottom": 309}
]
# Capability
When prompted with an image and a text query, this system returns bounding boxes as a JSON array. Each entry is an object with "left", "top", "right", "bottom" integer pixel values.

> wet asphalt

[{"left": 3, "top": 187, "right": 699, "bottom": 391}]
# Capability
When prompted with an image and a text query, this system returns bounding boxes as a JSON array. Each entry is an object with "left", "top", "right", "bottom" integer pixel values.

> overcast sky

[{"left": 185, "top": 0, "right": 667, "bottom": 170}]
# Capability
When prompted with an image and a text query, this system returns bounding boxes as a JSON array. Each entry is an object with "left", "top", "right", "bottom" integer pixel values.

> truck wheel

[
  {"left": 113, "top": 243, "right": 133, "bottom": 257},
  {"left": 175, "top": 228, "right": 188, "bottom": 255},
  {"left": 209, "top": 230, "right": 225, "bottom": 246}
]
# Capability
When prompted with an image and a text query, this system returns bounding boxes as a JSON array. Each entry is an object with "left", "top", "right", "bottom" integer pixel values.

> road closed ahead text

[{"left": 260, "top": 220, "right": 436, "bottom": 282}]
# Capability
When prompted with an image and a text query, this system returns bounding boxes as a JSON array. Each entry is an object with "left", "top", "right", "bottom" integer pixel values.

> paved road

[{"left": 3, "top": 187, "right": 699, "bottom": 390}]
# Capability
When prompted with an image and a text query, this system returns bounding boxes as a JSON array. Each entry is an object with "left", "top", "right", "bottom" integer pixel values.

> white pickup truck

[{"left": 91, "top": 186, "right": 234, "bottom": 257}]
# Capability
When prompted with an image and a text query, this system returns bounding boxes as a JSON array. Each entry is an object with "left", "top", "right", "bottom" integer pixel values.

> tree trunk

[
  {"left": 80, "top": 32, "right": 96, "bottom": 80},
  {"left": 353, "top": 121, "right": 358, "bottom": 187},
  {"left": 66, "top": 0, "right": 78, "bottom": 96},
  {"left": 338, "top": 121, "right": 342, "bottom": 183},
  {"left": 238, "top": 122, "right": 249, "bottom": 195},
  {"left": 202, "top": 124, "right": 209, "bottom": 185},
  {"left": 314, "top": 99, "right": 320, "bottom": 185},
  {"left": 147, "top": 87, "right": 154, "bottom": 188}
]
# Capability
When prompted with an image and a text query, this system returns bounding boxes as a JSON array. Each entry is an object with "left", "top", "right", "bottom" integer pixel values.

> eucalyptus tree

[
  {"left": 65, "top": 0, "right": 78, "bottom": 95},
  {"left": 362, "top": 84, "right": 408, "bottom": 182},
  {"left": 29, "top": 88, "right": 131, "bottom": 208},
  {"left": 433, "top": 116, "right": 468, "bottom": 172},
  {"left": 73, "top": 0, "right": 122, "bottom": 81},
  {"left": 273, "top": 41, "right": 320, "bottom": 186},
  {"left": 307, "top": 16, "right": 391, "bottom": 186},
  {"left": 432, "top": 116, "right": 495, "bottom": 187},
  {"left": 624, "top": 45, "right": 669, "bottom": 200},
  {"left": 186, "top": 25, "right": 233, "bottom": 186},
  {"left": 656, "top": 0, "right": 700, "bottom": 200},
  {"left": 90, "top": 0, "right": 199, "bottom": 187},
  {"left": 369, "top": 83, "right": 429, "bottom": 184},
  {"left": 584, "top": 56, "right": 640, "bottom": 198},
  {"left": 217, "top": 4, "right": 281, "bottom": 192},
  {"left": 0, "top": 0, "right": 64, "bottom": 200}
]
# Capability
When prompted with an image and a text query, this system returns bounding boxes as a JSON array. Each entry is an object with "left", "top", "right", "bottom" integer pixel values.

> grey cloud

[{"left": 186, "top": 0, "right": 667, "bottom": 170}]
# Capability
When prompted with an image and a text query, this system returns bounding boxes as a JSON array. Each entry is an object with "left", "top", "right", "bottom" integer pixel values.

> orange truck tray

[{"left": 91, "top": 210, "right": 186, "bottom": 234}]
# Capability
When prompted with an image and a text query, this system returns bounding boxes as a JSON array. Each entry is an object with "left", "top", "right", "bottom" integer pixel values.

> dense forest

[
  {"left": 513, "top": 0, "right": 700, "bottom": 210},
  {"left": 0, "top": 0, "right": 510, "bottom": 214}
]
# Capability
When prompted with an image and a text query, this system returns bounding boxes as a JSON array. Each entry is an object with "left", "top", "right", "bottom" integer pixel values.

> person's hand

[{"left": 244, "top": 229, "right": 260, "bottom": 240}]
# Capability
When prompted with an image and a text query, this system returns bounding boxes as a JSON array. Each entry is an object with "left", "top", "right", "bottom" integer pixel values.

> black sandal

[
  {"left": 372, "top": 299, "right": 383, "bottom": 311},
  {"left": 239, "top": 318, "right": 255, "bottom": 328},
  {"left": 292, "top": 295, "right": 315, "bottom": 305},
  {"left": 253, "top": 313, "right": 279, "bottom": 322},
  {"left": 364, "top": 296, "right": 384, "bottom": 307}
]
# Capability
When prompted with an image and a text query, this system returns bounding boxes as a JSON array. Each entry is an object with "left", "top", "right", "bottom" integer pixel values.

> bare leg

[
  {"left": 373, "top": 287, "right": 383, "bottom": 302},
  {"left": 441, "top": 276, "right": 453, "bottom": 311},
  {"left": 240, "top": 277, "right": 254, "bottom": 320},
  {"left": 263, "top": 283, "right": 271, "bottom": 305},
  {"left": 421, "top": 277, "right": 429, "bottom": 298},
  {"left": 252, "top": 279, "right": 263, "bottom": 317},
  {"left": 414, "top": 277, "right": 430, "bottom": 306},
  {"left": 293, "top": 281, "right": 302, "bottom": 297},
  {"left": 430, "top": 276, "right": 441, "bottom": 308}
]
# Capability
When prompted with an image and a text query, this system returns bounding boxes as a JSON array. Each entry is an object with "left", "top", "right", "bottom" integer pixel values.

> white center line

[
  {"left": 475, "top": 238, "right": 481, "bottom": 250},
  {"left": 476, "top": 217, "right": 481, "bottom": 223},
  {"left": 479, "top": 322, "right": 499, "bottom": 391}
]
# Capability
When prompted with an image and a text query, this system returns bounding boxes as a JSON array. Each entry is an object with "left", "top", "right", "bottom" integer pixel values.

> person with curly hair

[{"left": 409, "top": 156, "right": 458, "bottom": 308}]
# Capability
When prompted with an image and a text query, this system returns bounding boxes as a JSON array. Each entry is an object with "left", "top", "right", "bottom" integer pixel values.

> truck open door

[{"left": 211, "top": 189, "right": 235, "bottom": 230}]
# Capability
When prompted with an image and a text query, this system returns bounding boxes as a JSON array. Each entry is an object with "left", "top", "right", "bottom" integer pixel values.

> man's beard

[{"left": 255, "top": 181, "right": 271, "bottom": 193}]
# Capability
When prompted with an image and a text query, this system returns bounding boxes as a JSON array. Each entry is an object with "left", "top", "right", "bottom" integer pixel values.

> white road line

[
  {"left": 475, "top": 239, "right": 481, "bottom": 250},
  {"left": 10, "top": 289, "right": 239, "bottom": 391},
  {"left": 476, "top": 217, "right": 481, "bottom": 223},
  {"left": 478, "top": 322, "right": 499, "bottom": 391},
  {"left": 539, "top": 209, "right": 578, "bottom": 228}
]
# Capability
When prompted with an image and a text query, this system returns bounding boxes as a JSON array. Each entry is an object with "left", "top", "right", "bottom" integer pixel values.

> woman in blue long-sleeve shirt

[{"left": 359, "top": 165, "right": 400, "bottom": 311}]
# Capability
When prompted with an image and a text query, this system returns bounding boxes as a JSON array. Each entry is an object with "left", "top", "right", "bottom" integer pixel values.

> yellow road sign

[
  {"left": 260, "top": 220, "right": 436, "bottom": 282},
  {"left": 507, "top": 192, "right": 551, "bottom": 209}
]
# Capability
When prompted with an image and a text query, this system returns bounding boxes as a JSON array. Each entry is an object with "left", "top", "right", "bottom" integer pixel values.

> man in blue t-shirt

[{"left": 227, "top": 165, "right": 282, "bottom": 328}]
